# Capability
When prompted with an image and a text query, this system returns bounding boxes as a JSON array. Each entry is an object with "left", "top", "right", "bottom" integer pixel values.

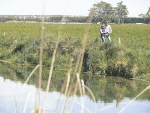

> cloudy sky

[{"left": 0, "top": 0, "right": 150, "bottom": 17}]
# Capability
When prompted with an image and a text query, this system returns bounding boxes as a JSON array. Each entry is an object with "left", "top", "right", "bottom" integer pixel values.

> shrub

[
  {"left": 12, "top": 43, "right": 25, "bottom": 54},
  {"left": 84, "top": 39, "right": 137, "bottom": 78}
]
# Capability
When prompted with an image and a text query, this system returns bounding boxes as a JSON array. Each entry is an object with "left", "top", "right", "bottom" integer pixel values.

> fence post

[
  {"left": 118, "top": 38, "right": 121, "bottom": 44},
  {"left": 4, "top": 32, "right": 5, "bottom": 37}
]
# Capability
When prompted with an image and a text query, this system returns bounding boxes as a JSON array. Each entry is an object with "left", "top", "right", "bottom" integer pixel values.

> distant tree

[
  {"left": 88, "top": 1, "right": 114, "bottom": 23},
  {"left": 145, "top": 7, "right": 150, "bottom": 23},
  {"left": 89, "top": 8, "right": 96, "bottom": 18},
  {"left": 114, "top": 1, "right": 128, "bottom": 24},
  {"left": 114, "top": 17, "right": 120, "bottom": 24},
  {"left": 139, "top": 13, "right": 147, "bottom": 21},
  {"left": 146, "top": 7, "right": 150, "bottom": 17},
  {"left": 139, "top": 7, "right": 150, "bottom": 24}
]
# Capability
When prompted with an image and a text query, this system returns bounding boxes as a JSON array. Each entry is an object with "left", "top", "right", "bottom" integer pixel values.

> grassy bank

[{"left": 0, "top": 22, "right": 150, "bottom": 80}]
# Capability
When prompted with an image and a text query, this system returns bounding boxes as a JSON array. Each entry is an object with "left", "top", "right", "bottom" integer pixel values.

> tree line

[
  {"left": 0, "top": 15, "right": 88, "bottom": 23},
  {"left": 0, "top": 15, "right": 148, "bottom": 24},
  {"left": 0, "top": 1, "right": 149, "bottom": 24}
]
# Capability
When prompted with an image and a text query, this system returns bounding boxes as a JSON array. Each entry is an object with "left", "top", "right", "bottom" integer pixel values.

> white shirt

[
  {"left": 100, "top": 28, "right": 105, "bottom": 34},
  {"left": 104, "top": 25, "right": 112, "bottom": 33}
]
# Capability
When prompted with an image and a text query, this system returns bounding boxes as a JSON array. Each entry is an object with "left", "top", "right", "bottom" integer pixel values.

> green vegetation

[
  {"left": 89, "top": 1, "right": 128, "bottom": 24},
  {"left": 0, "top": 23, "right": 150, "bottom": 81}
]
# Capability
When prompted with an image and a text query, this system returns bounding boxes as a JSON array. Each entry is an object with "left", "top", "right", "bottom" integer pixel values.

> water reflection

[{"left": 0, "top": 63, "right": 150, "bottom": 113}]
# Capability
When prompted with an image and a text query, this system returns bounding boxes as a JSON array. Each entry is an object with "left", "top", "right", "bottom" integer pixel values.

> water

[{"left": 0, "top": 63, "right": 150, "bottom": 113}]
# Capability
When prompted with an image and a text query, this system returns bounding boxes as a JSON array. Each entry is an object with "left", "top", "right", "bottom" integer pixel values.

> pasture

[{"left": 0, "top": 22, "right": 150, "bottom": 80}]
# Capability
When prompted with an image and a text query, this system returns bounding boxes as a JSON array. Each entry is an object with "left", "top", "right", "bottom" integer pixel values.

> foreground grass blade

[
  {"left": 14, "top": 96, "right": 18, "bottom": 113},
  {"left": 61, "top": 70, "right": 71, "bottom": 113},
  {"left": 23, "top": 91, "right": 35, "bottom": 113},
  {"left": 38, "top": 16, "right": 45, "bottom": 113},
  {"left": 81, "top": 79, "right": 85, "bottom": 113},
  {"left": 25, "top": 65, "right": 40, "bottom": 84},
  {"left": 74, "top": 101, "right": 92, "bottom": 113},
  {"left": 54, "top": 75, "right": 68, "bottom": 113},
  {"left": 76, "top": 73, "right": 84, "bottom": 113},
  {"left": 17, "top": 65, "right": 39, "bottom": 113},
  {"left": 63, "top": 54, "right": 82, "bottom": 112},
  {"left": 42, "top": 42, "right": 58, "bottom": 113},
  {"left": 69, "top": 79, "right": 79, "bottom": 113},
  {"left": 119, "top": 85, "right": 150, "bottom": 113},
  {"left": 84, "top": 85, "right": 97, "bottom": 112},
  {"left": 95, "top": 105, "right": 114, "bottom": 112},
  {"left": 62, "top": 59, "right": 73, "bottom": 113}
]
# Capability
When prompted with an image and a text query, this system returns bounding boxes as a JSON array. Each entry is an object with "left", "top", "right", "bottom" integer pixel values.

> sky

[{"left": 0, "top": 0, "right": 150, "bottom": 17}]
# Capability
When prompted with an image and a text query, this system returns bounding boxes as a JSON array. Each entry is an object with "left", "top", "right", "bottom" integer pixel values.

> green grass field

[{"left": 0, "top": 22, "right": 150, "bottom": 80}]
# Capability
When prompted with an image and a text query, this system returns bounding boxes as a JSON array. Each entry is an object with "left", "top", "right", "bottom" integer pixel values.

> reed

[
  {"left": 81, "top": 80, "right": 85, "bottom": 113},
  {"left": 76, "top": 73, "right": 84, "bottom": 113},
  {"left": 84, "top": 85, "right": 97, "bottom": 112},
  {"left": 54, "top": 73, "right": 68, "bottom": 113},
  {"left": 14, "top": 96, "right": 18, "bottom": 113},
  {"left": 25, "top": 65, "right": 40, "bottom": 84},
  {"left": 69, "top": 78, "right": 79, "bottom": 113},
  {"left": 23, "top": 91, "right": 35, "bottom": 113},
  {"left": 62, "top": 59, "right": 73, "bottom": 113},
  {"left": 42, "top": 41, "right": 58, "bottom": 112},
  {"left": 63, "top": 53, "right": 82, "bottom": 112},
  {"left": 119, "top": 85, "right": 150, "bottom": 113},
  {"left": 38, "top": 17, "right": 44, "bottom": 113}
]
